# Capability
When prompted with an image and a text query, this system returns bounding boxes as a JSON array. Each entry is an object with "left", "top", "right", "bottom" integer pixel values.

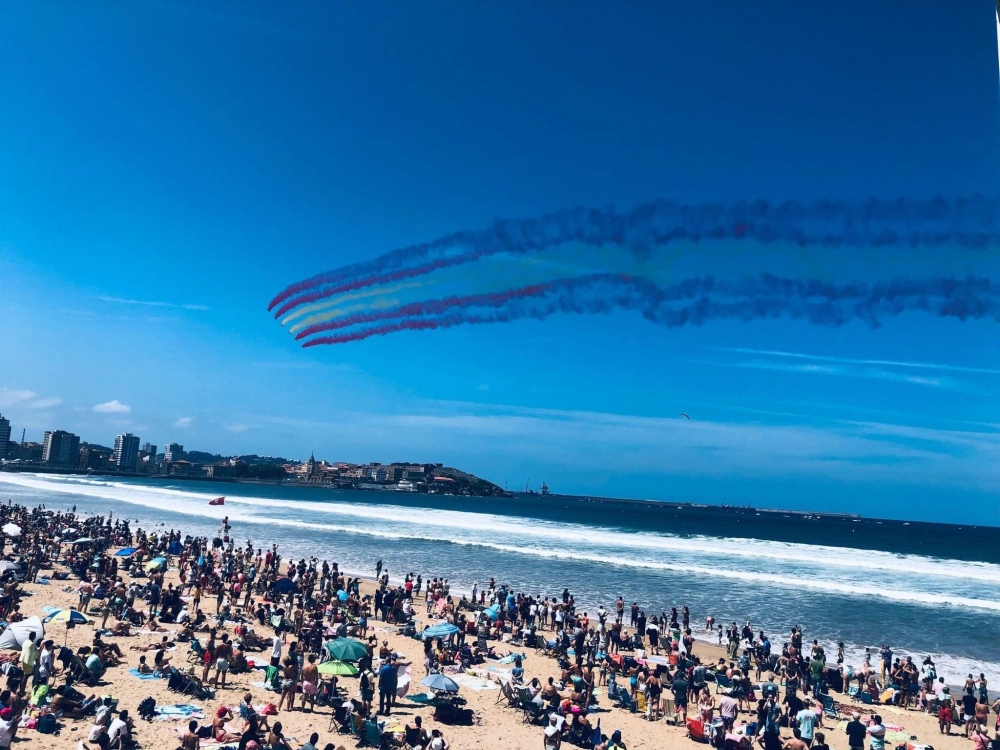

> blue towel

[{"left": 129, "top": 668, "right": 163, "bottom": 680}]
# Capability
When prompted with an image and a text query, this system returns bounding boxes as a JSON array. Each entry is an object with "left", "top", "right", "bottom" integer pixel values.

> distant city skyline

[{"left": 2, "top": 2, "right": 999, "bottom": 523}]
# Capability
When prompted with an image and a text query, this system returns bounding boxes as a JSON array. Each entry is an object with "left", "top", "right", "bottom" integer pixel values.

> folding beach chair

[
  {"left": 819, "top": 693, "right": 839, "bottom": 720},
  {"left": 364, "top": 720, "right": 388, "bottom": 749}
]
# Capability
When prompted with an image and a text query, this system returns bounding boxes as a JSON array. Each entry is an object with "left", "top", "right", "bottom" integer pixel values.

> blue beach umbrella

[
  {"left": 420, "top": 623, "right": 460, "bottom": 640},
  {"left": 115, "top": 547, "right": 138, "bottom": 557},
  {"left": 483, "top": 605, "right": 499, "bottom": 622},
  {"left": 168, "top": 541, "right": 183, "bottom": 555},
  {"left": 337, "top": 590, "right": 349, "bottom": 601},
  {"left": 420, "top": 673, "right": 460, "bottom": 693}
]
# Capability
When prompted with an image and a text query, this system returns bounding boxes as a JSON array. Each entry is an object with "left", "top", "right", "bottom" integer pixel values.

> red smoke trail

[
  {"left": 273, "top": 251, "right": 484, "bottom": 319},
  {"left": 293, "top": 275, "right": 614, "bottom": 340},
  {"left": 302, "top": 315, "right": 473, "bottom": 347}
]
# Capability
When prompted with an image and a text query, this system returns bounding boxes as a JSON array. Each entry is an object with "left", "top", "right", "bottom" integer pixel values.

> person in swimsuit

[
  {"left": 300, "top": 654, "right": 319, "bottom": 712},
  {"left": 212, "top": 706, "right": 240, "bottom": 744},
  {"left": 645, "top": 671, "right": 662, "bottom": 721}
]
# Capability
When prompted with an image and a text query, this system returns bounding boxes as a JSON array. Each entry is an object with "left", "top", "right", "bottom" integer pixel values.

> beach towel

[
  {"left": 129, "top": 668, "right": 163, "bottom": 681},
  {"left": 452, "top": 674, "right": 497, "bottom": 691},
  {"left": 494, "top": 652, "right": 526, "bottom": 664},
  {"left": 158, "top": 704, "right": 205, "bottom": 718}
]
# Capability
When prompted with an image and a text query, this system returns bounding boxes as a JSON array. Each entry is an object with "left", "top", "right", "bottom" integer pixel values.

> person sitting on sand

[
  {"left": 136, "top": 655, "right": 154, "bottom": 675},
  {"left": 50, "top": 684, "right": 99, "bottom": 719},
  {"left": 267, "top": 721, "right": 292, "bottom": 750},
  {"left": 108, "top": 709, "right": 136, "bottom": 750},
  {"left": 180, "top": 719, "right": 200, "bottom": 750},
  {"left": 595, "top": 729, "right": 626, "bottom": 750},
  {"left": 212, "top": 706, "right": 241, "bottom": 744}
]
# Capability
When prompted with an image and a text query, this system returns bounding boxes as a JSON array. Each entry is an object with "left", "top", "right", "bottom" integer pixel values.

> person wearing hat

[{"left": 544, "top": 715, "right": 564, "bottom": 750}]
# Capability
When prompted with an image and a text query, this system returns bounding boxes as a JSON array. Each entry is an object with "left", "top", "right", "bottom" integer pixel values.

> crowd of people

[{"left": 0, "top": 499, "right": 996, "bottom": 750}]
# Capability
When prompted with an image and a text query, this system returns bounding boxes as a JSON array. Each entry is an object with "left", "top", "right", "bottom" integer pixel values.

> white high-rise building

[
  {"left": 113, "top": 433, "right": 141, "bottom": 472},
  {"left": 164, "top": 443, "right": 184, "bottom": 462}
]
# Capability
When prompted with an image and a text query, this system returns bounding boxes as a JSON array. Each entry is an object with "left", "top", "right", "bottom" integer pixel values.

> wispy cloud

[
  {"left": 174, "top": 417, "right": 192, "bottom": 428},
  {"left": 0, "top": 389, "right": 63, "bottom": 409},
  {"left": 96, "top": 296, "right": 209, "bottom": 312},
  {"left": 712, "top": 347, "right": 1000, "bottom": 375},
  {"left": 93, "top": 400, "right": 131, "bottom": 414},
  {"left": 29, "top": 397, "right": 63, "bottom": 409},
  {"left": 0, "top": 389, "right": 37, "bottom": 407},
  {"left": 225, "top": 423, "right": 249, "bottom": 432},
  {"left": 728, "top": 359, "right": 958, "bottom": 389}
]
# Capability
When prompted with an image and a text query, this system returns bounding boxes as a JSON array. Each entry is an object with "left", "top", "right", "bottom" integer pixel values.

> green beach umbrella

[
  {"left": 324, "top": 638, "right": 368, "bottom": 662},
  {"left": 317, "top": 659, "right": 359, "bottom": 677}
]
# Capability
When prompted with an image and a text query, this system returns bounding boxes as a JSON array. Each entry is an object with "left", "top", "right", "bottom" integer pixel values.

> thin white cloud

[
  {"left": 0, "top": 389, "right": 36, "bottom": 407},
  {"left": 29, "top": 397, "right": 63, "bottom": 409},
  {"left": 0, "top": 390, "right": 63, "bottom": 409},
  {"left": 174, "top": 417, "right": 192, "bottom": 428},
  {"left": 93, "top": 400, "right": 131, "bottom": 414},
  {"left": 728, "top": 359, "right": 956, "bottom": 389},
  {"left": 96, "top": 296, "right": 209, "bottom": 312},
  {"left": 225, "top": 424, "right": 249, "bottom": 432},
  {"left": 712, "top": 347, "right": 1000, "bottom": 375}
]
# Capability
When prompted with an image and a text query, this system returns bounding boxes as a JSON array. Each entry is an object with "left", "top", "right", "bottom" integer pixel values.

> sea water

[{"left": 1, "top": 472, "right": 998, "bottom": 686}]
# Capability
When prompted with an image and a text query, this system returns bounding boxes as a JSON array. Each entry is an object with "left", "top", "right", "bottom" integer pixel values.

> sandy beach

[{"left": 7, "top": 549, "right": 985, "bottom": 750}]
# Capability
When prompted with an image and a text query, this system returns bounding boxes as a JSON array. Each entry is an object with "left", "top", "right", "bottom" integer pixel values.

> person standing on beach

[
  {"left": 796, "top": 699, "right": 819, "bottom": 748},
  {"left": 845, "top": 712, "right": 867, "bottom": 750},
  {"left": 867, "top": 715, "right": 886, "bottom": 750}
]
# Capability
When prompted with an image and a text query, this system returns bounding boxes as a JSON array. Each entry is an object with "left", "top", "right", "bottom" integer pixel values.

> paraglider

[{"left": 678, "top": 413, "right": 690, "bottom": 420}]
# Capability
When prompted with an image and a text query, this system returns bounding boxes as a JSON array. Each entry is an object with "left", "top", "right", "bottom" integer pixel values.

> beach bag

[
  {"left": 138, "top": 696, "right": 156, "bottom": 720},
  {"left": 37, "top": 713, "right": 57, "bottom": 734}
]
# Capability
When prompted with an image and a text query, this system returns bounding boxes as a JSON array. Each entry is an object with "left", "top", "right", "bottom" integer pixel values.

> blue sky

[{"left": 2, "top": 1, "right": 999, "bottom": 523}]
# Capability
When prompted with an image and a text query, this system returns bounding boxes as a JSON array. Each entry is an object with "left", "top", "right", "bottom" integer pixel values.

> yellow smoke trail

[{"left": 281, "top": 281, "right": 424, "bottom": 327}]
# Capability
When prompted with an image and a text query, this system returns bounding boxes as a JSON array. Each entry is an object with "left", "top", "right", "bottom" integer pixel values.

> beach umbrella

[
  {"left": 317, "top": 659, "right": 358, "bottom": 677},
  {"left": 115, "top": 547, "right": 138, "bottom": 557},
  {"left": 325, "top": 638, "right": 368, "bottom": 662},
  {"left": 483, "top": 605, "right": 499, "bottom": 622},
  {"left": 271, "top": 577, "right": 298, "bottom": 594},
  {"left": 420, "top": 623, "right": 459, "bottom": 640},
  {"left": 1, "top": 524, "right": 21, "bottom": 537},
  {"left": 168, "top": 541, "right": 183, "bottom": 555},
  {"left": 145, "top": 556, "right": 167, "bottom": 571},
  {"left": 42, "top": 609, "right": 89, "bottom": 625},
  {"left": 420, "top": 674, "right": 459, "bottom": 693},
  {"left": 0, "top": 616, "right": 44, "bottom": 650},
  {"left": 71, "top": 537, "right": 94, "bottom": 546},
  {"left": 336, "top": 590, "right": 349, "bottom": 601}
]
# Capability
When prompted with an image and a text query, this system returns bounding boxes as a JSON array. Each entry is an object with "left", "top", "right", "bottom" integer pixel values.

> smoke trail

[
  {"left": 293, "top": 274, "right": 618, "bottom": 339},
  {"left": 270, "top": 196, "right": 1000, "bottom": 312},
  {"left": 299, "top": 275, "right": 1000, "bottom": 346}
]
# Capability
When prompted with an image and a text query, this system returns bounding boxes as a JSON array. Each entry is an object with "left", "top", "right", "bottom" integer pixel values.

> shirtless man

[
  {"left": 213, "top": 634, "right": 233, "bottom": 689},
  {"left": 300, "top": 654, "right": 319, "bottom": 712},
  {"left": 782, "top": 729, "right": 810, "bottom": 750}
]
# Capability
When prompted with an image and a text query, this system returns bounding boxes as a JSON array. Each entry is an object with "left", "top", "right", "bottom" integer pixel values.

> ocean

[{"left": 1, "top": 471, "right": 998, "bottom": 686}]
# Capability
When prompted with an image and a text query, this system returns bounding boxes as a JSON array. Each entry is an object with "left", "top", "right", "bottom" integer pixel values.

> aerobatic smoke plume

[{"left": 270, "top": 196, "right": 1000, "bottom": 347}]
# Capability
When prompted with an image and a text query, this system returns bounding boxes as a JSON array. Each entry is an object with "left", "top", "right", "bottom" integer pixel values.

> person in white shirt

[
  {"left": 270, "top": 632, "right": 283, "bottom": 668},
  {"left": 108, "top": 710, "right": 134, "bottom": 750}
]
